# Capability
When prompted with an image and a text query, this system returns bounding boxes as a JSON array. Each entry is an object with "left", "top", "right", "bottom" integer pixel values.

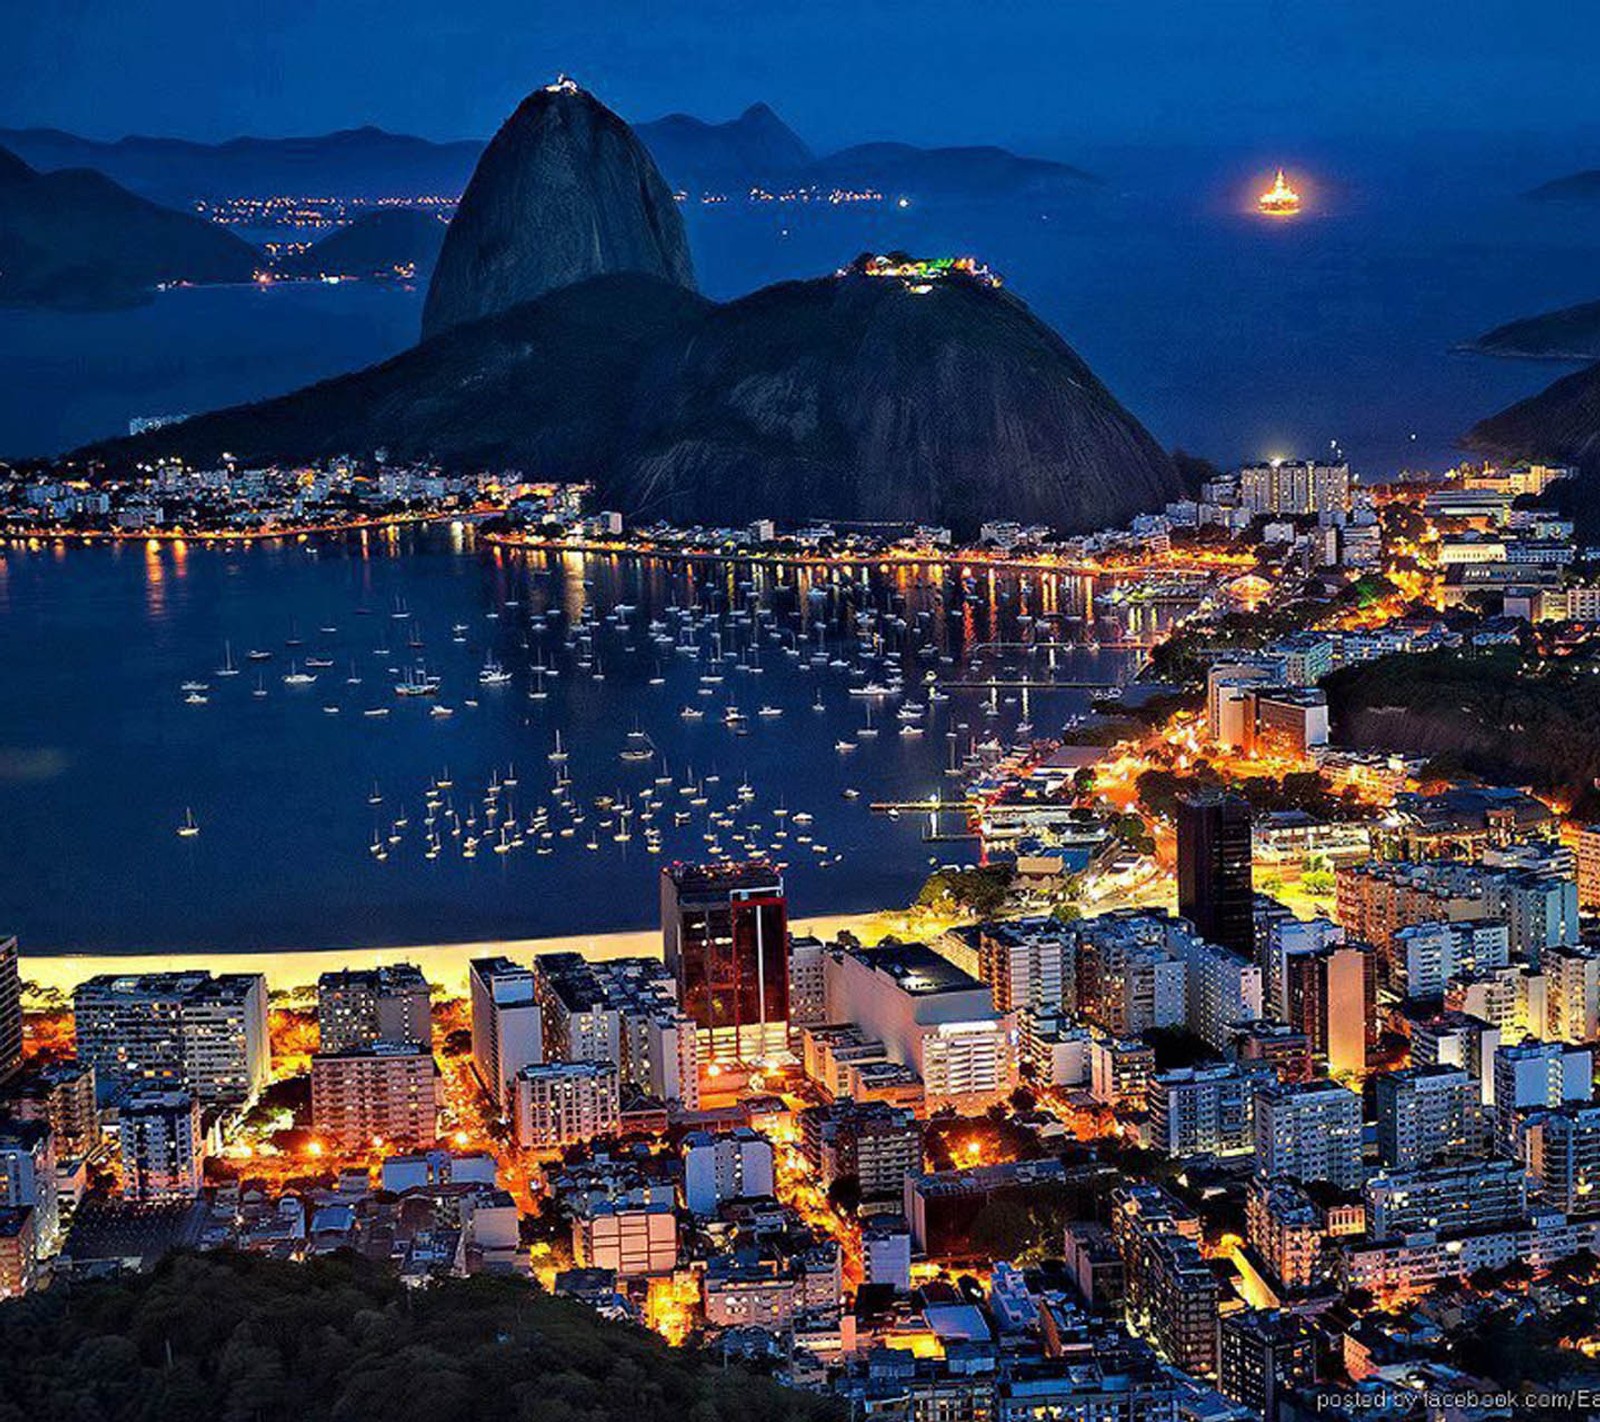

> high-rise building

[
  {"left": 1373, "top": 1066, "right": 1486, "bottom": 1168},
  {"left": 73, "top": 972, "right": 269, "bottom": 1107},
  {"left": 1545, "top": 946, "right": 1600, "bottom": 1043},
  {"left": 661, "top": 861, "right": 788, "bottom": 1062},
  {"left": 1578, "top": 823, "right": 1600, "bottom": 911},
  {"left": 1365, "top": 1158, "right": 1529, "bottom": 1238},
  {"left": 1218, "top": 1310, "right": 1315, "bottom": 1419},
  {"left": 1253, "top": 1079, "right": 1364, "bottom": 1190},
  {"left": 1177, "top": 791, "right": 1254, "bottom": 956},
  {"left": 513, "top": 1061, "right": 620, "bottom": 1148},
  {"left": 823, "top": 941, "right": 1013, "bottom": 1110},
  {"left": 468, "top": 957, "right": 543, "bottom": 1110},
  {"left": 1282, "top": 940, "right": 1374, "bottom": 1077},
  {"left": 0, "top": 936, "right": 21, "bottom": 1087},
  {"left": 0, "top": 1120, "right": 58, "bottom": 1255},
  {"left": 1392, "top": 920, "right": 1509, "bottom": 1001},
  {"left": 0, "top": 1208, "right": 36, "bottom": 1300},
  {"left": 799, "top": 1098, "right": 922, "bottom": 1200},
  {"left": 116, "top": 1089, "right": 202, "bottom": 1200},
  {"left": 311, "top": 1042, "right": 439, "bottom": 1147},
  {"left": 1239, "top": 460, "right": 1352, "bottom": 517},
  {"left": 530, "top": 954, "right": 698, "bottom": 1108},
  {"left": 1493, "top": 1040, "right": 1592, "bottom": 1145},
  {"left": 977, "top": 917, "right": 1073, "bottom": 1016},
  {"left": 1523, "top": 1103, "right": 1600, "bottom": 1216},
  {"left": 862, "top": 1215, "right": 913, "bottom": 1293},
  {"left": 1148, "top": 1063, "right": 1271, "bottom": 1160},
  {"left": 787, "top": 934, "right": 829, "bottom": 1033},
  {"left": 316, "top": 964, "right": 433, "bottom": 1053},
  {"left": 4, "top": 1060, "right": 99, "bottom": 1160},
  {"left": 681, "top": 1127, "right": 775, "bottom": 1214}
]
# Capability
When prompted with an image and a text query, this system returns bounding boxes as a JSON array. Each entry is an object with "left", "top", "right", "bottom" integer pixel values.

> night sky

[{"left": 5, "top": 0, "right": 1595, "bottom": 153}]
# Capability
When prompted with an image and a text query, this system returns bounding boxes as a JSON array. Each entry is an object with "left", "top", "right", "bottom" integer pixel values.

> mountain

[
  {"left": 0, "top": 144, "right": 260, "bottom": 310},
  {"left": 1465, "top": 359, "right": 1600, "bottom": 470},
  {"left": 72, "top": 262, "right": 1180, "bottom": 538},
  {"left": 0, "top": 124, "right": 482, "bottom": 204},
  {"left": 0, "top": 109, "right": 1093, "bottom": 209},
  {"left": 75, "top": 275, "right": 709, "bottom": 476},
  {"left": 276, "top": 207, "right": 448, "bottom": 281},
  {"left": 635, "top": 102, "right": 812, "bottom": 193},
  {"left": 1526, "top": 171, "right": 1600, "bottom": 204},
  {"left": 1468, "top": 299, "right": 1600, "bottom": 361},
  {"left": 421, "top": 80, "right": 695, "bottom": 341},
  {"left": 615, "top": 261, "right": 1176, "bottom": 533},
  {"left": 804, "top": 142, "right": 1095, "bottom": 200}
]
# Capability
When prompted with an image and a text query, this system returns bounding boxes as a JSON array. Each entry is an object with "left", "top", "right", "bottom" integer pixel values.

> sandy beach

[{"left": 17, "top": 911, "right": 894, "bottom": 998}]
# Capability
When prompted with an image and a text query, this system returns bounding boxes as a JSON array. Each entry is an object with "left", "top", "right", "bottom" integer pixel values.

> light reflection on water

[{"left": 0, "top": 529, "right": 1152, "bottom": 956}]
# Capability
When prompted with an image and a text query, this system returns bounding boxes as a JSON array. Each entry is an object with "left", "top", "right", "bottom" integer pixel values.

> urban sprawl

[{"left": 8, "top": 454, "right": 1600, "bottom": 1419}]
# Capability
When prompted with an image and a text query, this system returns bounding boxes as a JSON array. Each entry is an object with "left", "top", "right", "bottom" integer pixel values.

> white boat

[
  {"left": 176, "top": 809, "right": 200, "bottom": 838},
  {"left": 430, "top": 704, "right": 454, "bottom": 718},
  {"left": 394, "top": 666, "right": 441, "bottom": 697},
  {"left": 282, "top": 662, "right": 317, "bottom": 686},
  {"left": 479, "top": 658, "right": 513, "bottom": 687},
  {"left": 215, "top": 642, "right": 240, "bottom": 678},
  {"left": 548, "top": 730, "right": 569, "bottom": 763}
]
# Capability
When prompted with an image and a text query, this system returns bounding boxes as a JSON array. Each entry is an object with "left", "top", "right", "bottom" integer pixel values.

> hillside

[
  {"left": 0, "top": 1250, "right": 838, "bottom": 1422},
  {"left": 1468, "top": 298, "right": 1600, "bottom": 361},
  {"left": 0, "top": 145, "right": 260, "bottom": 309},
  {"left": 615, "top": 263, "right": 1179, "bottom": 534},
  {"left": 77, "top": 275, "right": 711, "bottom": 475},
  {"left": 277, "top": 208, "right": 448, "bottom": 281},
  {"left": 1324, "top": 647, "right": 1600, "bottom": 811},
  {"left": 77, "top": 264, "right": 1182, "bottom": 539},
  {"left": 1464, "top": 359, "right": 1600, "bottom": 517}
]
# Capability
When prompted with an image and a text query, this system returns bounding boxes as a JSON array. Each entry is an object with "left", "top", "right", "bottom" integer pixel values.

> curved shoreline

[{"left": 17, "top": 911, "right": 889, "bottom": 997}]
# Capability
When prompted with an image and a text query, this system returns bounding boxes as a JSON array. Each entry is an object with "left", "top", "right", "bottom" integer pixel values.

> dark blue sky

[{"left": 4, "top": 0, "right": 1592, "bottom": 153}]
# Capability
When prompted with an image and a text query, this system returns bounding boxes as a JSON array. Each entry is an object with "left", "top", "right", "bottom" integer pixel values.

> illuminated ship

[{"left": 1258, "top": 169, "right": 1302, "bottom": 217}]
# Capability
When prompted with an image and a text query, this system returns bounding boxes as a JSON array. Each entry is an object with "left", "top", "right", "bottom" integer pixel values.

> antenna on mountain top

[{"left": 545, "top": 74, "right": 581, "bottom": 94}]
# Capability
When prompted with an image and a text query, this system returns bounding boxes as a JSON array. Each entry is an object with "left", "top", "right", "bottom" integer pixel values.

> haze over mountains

[
  {"left": 79, "top": 81, "right": 1178, "bottom": 537},
  {"left": 0, "top": 102, "right": 1094, "bottom": 208},
  {"left": 0, "top": 144, "right": 259, "bottom": 310}
]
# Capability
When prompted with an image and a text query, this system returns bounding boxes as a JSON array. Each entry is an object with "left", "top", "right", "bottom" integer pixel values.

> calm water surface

[{"left": 0, "top": 530, "right": 1132, "bottom": 954}]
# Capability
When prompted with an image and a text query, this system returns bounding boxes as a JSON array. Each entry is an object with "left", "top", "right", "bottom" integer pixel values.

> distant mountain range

[
  {"left": 0, "top": 143, "right": 259, "bottom": 310},
  {"left": 0, "top": 125, "right": 482, "bottom": 206},
  {"left": 74, "top": 83, "right": 1171, "bottom": 538},
  {"left": 0, "top": 103, "right": 1095, "bottom": 207}
]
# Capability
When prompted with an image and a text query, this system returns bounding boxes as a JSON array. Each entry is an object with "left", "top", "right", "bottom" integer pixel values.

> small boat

[
  {"left": 548, "top": 730, "right": 569, "bottom": 763},
  {"left": 246, "top": 648, "right": 274, "bottom": 662},
  {"left": 215, "top": 642, "right": 240, "bottom": 678},
  {"left": 430, "top": 704, "right": 454, "bottom": 718},
  {"left": 479, "top": 657, "right": 513, "bottom": 687},
  {"left": 363, "top": 707, "right": 390, "bottom": 719},
  {"left": 176, "top": 809, "right": 200, "bottom": 838},
  {"left": 184, "top": 691, "right": 208, "bottom": 706},
  {"left": 282, "top": 662, "right": 316, "bottom": 686}
]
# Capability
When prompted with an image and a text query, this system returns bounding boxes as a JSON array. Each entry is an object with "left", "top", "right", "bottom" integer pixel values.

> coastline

[{"left": 17, "top": 910, "right": 892, "bottom": 998}]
